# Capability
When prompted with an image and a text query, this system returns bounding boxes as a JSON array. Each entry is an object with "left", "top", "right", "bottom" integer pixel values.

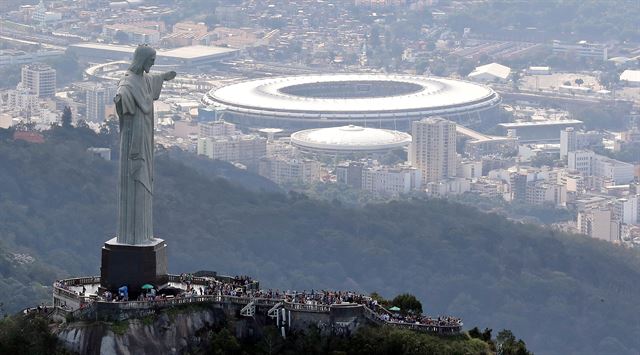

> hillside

[
  {"left": 0, "top": 127, "right": 639, "bottom": 354},
  {"left": 1, "top": 310, "right": 528, "bottom": 355}
]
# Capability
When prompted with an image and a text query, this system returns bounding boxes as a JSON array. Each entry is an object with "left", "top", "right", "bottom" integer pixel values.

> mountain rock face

[{"left": 56, "top": 309, "right": 223, "bottom": 355}]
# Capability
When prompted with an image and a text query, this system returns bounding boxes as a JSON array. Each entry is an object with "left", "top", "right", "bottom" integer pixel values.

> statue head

[{"left": 129, "top": 45, "right": 157, "bottom": 74}]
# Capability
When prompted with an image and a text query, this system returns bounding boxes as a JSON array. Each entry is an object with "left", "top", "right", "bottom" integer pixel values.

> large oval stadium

[{"left": 202, "top": 74, "right": 501, "bottom": 131}]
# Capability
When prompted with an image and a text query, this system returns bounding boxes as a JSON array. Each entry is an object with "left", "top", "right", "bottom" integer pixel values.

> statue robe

[{"left": 115, "top": 70, "right": 164, "bottom": 245}]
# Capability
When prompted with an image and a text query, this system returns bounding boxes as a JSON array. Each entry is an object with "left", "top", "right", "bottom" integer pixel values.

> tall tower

[
  {"left": 410, "top": 117, "right": 456, "bottom": 185},
  {"left": 560, "top": 127, "right": 576, "bottom": 160},
  {"left": 85, "top": 84, "right": 116, "bottom": 122},
  {"left": 21, "top": 64, "right": 56, "bottom": 98}
]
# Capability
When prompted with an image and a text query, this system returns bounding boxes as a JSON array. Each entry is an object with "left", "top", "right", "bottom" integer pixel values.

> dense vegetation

[
  {"left": 207, "top": 325, "right": 501, "bottom": 355},
  {"left": 0, "top": 313, "right": 69, "bottom": 355},
  {"left": 0, "top": 311, "right": 531, "bottom": 355},
  {"left": 448, "top": 0, "right": 640, "bottom": 42},
  {"left": 1, "top": 127, "right": 640, "bottom": 354},
  {"left": 597, "top": 143, "right": 640, "bottom": 164}
]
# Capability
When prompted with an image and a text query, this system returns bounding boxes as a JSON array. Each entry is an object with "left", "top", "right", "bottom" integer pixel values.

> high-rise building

[
  {"left": 560, "top": 127, "right": 576, "bottom": 159},
  {"left": 197, "top": 134, "right": 266, "bottom": 170},
  {"left": 410, "top": 117, "right": 456, "bottom": 185},
  {"left": 21, "top": 64, "right": 56, "bottom": 97},
  {"left": 615, "top": 196, "right": 640, "bottom": 225},
  {"left": 85, "top": 84, "right": 116, "bottom": 122},
  {"left": 577, "top": 207, "right": 620, "bottom": 243},
  {"left": 568, "top": 150, "right": 595, "bottom": 176},
  {"left": 198, "top": 120, "right": 237, "bottom": 138},
  {"left": 4, "top": 83, "right": 40, "bottom": 116},
  {"left": 568, "top": 150, "right": 634, "bottom": 184},
  {"left": 336, "top": 162, "right": 364, "bottom": 189}
]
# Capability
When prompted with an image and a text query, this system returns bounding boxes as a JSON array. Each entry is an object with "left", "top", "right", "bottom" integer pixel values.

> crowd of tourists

[
  {"left": 53, "top": 276, "right": 461, "bottom": 330},
  {"left": 195, "top": 284, "right": 462, "bottom": 330},
  {"left": 381, "top": 313, "right": 463, "bottom": 329}
]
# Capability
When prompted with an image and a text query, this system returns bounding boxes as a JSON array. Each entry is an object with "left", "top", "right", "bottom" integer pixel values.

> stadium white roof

[
  {"left": 205, "top": 74, "right": 497, "bottom": 114},
  {"left": 290, "top": 125, "right": 411, "bottom": 152},
  {"left": 468, "top": 63, "right": 511, "bottom": 80},
  {"left": 620, "top": 70, "right": 640, "bottom": 83}
]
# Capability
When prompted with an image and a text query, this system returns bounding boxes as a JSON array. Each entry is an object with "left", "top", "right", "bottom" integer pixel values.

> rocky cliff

[{"left": 55, "top": 307, "right": 225, "bottom": 355}]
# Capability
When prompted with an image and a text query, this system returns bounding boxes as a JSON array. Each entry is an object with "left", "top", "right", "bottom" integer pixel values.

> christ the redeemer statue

[{"left": 115, "top": 45, "right": 176, "bottom": 245}]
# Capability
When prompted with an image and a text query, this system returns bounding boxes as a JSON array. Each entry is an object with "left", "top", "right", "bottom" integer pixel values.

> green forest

[
  {"left": 0, "top": 311, "right": 532, "bottom": 355},
  {"left": 1, "top": 126, "right": 640, "bottom": 354}
]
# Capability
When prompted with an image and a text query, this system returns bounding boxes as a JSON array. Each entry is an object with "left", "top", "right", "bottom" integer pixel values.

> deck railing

[
  {"left": 283, "top": 301, "right": 331, "bottom": 313},
  {"left": 52, "top": 275, "right": 461, "bottom": 334}
]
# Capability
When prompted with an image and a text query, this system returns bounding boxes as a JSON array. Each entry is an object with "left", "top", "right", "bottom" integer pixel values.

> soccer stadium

[{"left": 201, "top": 74, "right": 501, "bottom": 131}]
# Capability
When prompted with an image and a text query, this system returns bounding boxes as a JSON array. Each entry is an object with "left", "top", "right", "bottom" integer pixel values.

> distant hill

[{"left": 1, "top": 127, "right": 639, "bottom": 354}]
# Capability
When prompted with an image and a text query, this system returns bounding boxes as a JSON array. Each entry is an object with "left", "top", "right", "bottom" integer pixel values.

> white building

[
  {"left": 426, "top": 178, "right": 471, "bottom": 197},
  {"left": 616, "top": 196, "right": 639, "bottom": 225},
  {"left": 83, "top": 83, "right": 116, "bottom": 122},
  {"left": 620, "top": 70, "right": 640, "bottom": 87},
  {"left": 0, "top": 49, "right": 64, "bottom": 67},
  {"left": 525, "top": 181, "right": 566, "bottom": 207},
  {"left": 559, "top": 171, "right": 585, "bottom": 194},
  {"left": 87, "top": 147, "right": 112, "bottom": 161},
  {"left": 21, "top": 64, "right": 56, "bottom": 97},
  {"left": 467, "top": 63, "right": 511, "bottom": 82},
  {"left": 568, "top": 150, "right": 595, "bottom": 176},
  {"left": 258, "top": 157, "right": 320, "bottom": 185},
  {"left": 577, "top": 207, "right": 620, "bottom": 243},
  {"left": 103, "top": 24, "right": 161, "bottom": 45},
  {"left": 410, "top": 117, "right": 456, "bottom": 185},
  {"left": 568, "top": 150, "right": 634, "bottom": 185},
  {"left": 560, "top": 127, "right": 576, "bottom": 159},
  {"left": 457, "top": 160, "right": 482, "bottom": 179},
  {"left": 552, "top": 40, "right": 608, "bottom": 61},
  {"left": 593, "top": 155, "right": 635, "bottom": 184},
  {"left": 361, "top": 164, "right": 421, "bottom": 195},
  {"left": 528, "top": 66, "right": 551, "bottom": 75},
  {"left": 3, "top": 84, "right": 40, "bottom": 115},
  {"left": 197, "top": 134, "right": 267, "bottom": 169},
  {"left": 198, "top": 120, "right": 237, "bottom": 138},
  {"left": 32, "top": 0, "right": 62, "bottom": 26}
]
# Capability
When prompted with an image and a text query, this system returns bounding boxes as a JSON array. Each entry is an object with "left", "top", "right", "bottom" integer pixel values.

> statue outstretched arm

[{"left": 163, "top": 71, "right": 176, "bottom": 81}]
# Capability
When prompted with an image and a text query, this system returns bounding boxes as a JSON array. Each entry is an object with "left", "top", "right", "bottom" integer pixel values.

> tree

[
  {"left": 61, "top": 106, "right": 72, "bottom": 129},
  {"left": 496, "top": 329, "right": 532, "bottom": 355},
  {"left": 391, "top": 293, "right": 423, "bottom": 315},
  {"left": 209, "top": 327, "right": 241, "bottom": 355},
  {"left": 0, "top": 314, "right": 62, "bottom": 354},
  {"left": 76, "top": 119, "right": 89, "bottom": 129},
  {"left": 574, "top": 78, "right": 584, "bottom": 86},
  {"left": 469, "top": 327, "right": 496, "bottom": 351}
]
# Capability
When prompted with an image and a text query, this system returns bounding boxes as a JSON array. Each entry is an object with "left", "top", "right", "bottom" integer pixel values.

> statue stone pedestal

[{"left": 100, "top": 237, "right": 168, "bottom": 293}]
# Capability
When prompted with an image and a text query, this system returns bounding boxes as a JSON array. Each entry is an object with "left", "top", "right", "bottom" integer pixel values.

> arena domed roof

[
  {"left": 290, "top": 125, "right": 411, "bottom": 153},
  {"left": 202, "top": 74, "right": 500, "bottom": 131}
]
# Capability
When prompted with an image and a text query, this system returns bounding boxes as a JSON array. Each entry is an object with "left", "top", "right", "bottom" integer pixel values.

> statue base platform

[{"left": 100, "top": 237, "right": 168, "bottom": 294}]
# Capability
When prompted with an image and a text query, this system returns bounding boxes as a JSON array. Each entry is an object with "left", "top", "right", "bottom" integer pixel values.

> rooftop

[
  {"left": 468, "top": 63, "right": 511, "bottom": 80},
  {"left": 291, "top": 125, "right": 411, "bottom": 152},
  {"left": 499, "top": 119, "right": 583, "bottom": 128},
  {"left": 620, "top": 70, "right": 640, "bottom": 83},
  {"left": 69, "top": 43, "right": 239, "bottom": 60}
]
